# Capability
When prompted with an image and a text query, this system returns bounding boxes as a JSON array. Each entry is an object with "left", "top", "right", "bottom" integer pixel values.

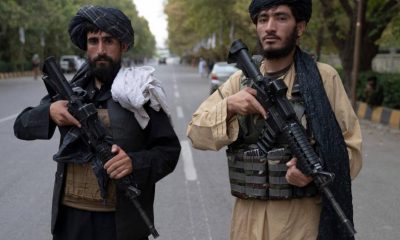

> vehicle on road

[
  {"left": 209, "top": 62, "right": 239, "bottom": 94},
  {"left": 158, "top": 57, "right": 167, "bottom": 64},
  {"left": 60, "top": 55, "right": 83, "bottom": 73}
]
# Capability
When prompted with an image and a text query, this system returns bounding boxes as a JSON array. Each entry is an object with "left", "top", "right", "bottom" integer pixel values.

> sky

[{"left": 133, "top": 0, "right": 168, "bottom": 49}]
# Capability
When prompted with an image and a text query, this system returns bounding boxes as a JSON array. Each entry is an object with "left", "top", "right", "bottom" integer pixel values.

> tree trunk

[
  {"left": 315, "top": 25, "right": 324, "bottom": 61},
  {"left": 340, "top": 14, "right": 381, "bottom": 93},
  {"left": 359, "top": 37, "right": 379, "bottom": 71},
  {"left": 339, "top": 43, "right": 355, "bottom": 94}
]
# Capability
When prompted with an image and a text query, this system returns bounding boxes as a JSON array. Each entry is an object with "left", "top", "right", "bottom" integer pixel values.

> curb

[
  {"left": 0, "top": 71, "right": 34, "bottom": 79},
  {"left": 355, "top": 102, "right": 400, "bottom": 129}
]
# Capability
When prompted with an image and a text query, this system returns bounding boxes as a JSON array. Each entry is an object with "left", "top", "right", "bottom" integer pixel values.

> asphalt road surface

[{"left": 0, "top": 63, "right": 399, "bottom": 240}]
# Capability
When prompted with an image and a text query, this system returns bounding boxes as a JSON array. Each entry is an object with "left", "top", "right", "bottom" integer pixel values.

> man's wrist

[{"left": 226, "top": 96, "right": 235, "bottom": 120}]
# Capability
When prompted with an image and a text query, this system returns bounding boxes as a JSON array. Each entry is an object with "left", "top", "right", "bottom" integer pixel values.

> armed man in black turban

[
  {"left": 249, "top": 0, "right": 312, "bottom": 23},
  {"left": 68, "top": 5, "right": 134, "bottom": 51},
  {"left": 187, "top": 0, "right": 362, "bottom": 240},
  {"left": 14, "top": 5, "right": 181, "bottom": 240}
]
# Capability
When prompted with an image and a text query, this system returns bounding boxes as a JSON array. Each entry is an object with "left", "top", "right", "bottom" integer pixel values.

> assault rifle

[
  {"left": 42, "top": 56, "right": 159, "bottom": 238},
  {"left": 227, "top": 39, "right": 356, "bottom": 236}
]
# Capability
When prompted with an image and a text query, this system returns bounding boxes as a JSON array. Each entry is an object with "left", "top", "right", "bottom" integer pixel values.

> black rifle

[
  {"left": 42, "top": 56, "right": 159, "bottom": 238},
  {"left": 227, "top": 39, "right": 356, "bottom": 236}
]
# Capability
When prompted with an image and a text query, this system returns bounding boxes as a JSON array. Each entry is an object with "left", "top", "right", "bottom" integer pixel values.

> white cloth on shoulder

[{"left": 111, "top": 66, "right": 170, "bottom": 129}]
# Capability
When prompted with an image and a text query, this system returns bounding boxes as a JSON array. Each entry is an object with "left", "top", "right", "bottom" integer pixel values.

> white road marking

[
  {"left": 176, "top": 106, "right": 184, "bottom": 119},
  {"left": 185, "top": 180, "right": 197, "bottom": 240},
  {"left": 180, "top": 140, "right": 197, "bottom": 181},
  {"left": 196, "top": 180, "right": 213, "bottom": 240},
  {"left": 0, "top": 114, "right": 18, "bottom": 124}
]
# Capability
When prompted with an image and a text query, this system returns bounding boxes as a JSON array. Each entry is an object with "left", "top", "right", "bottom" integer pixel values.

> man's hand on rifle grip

[
  {"left": 226, "top": 87, "right": 267, "bottom": 120},
  {"left": 286, "top": 158, "right": 313, "bottom": 187},
  {"left": 104, "top": 144, "right": 133, "bottom": 180},
  {"left": 49, "top": 100, "right": 81, "bottom": 128}
]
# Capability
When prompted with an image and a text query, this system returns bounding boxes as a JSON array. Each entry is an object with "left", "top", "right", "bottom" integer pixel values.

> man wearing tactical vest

[
  {"left": 14, "top": 5, "right": 181, "bottom": 240},
  {"left": 187, "top": 0, "right": 362, "bottom": 239}
]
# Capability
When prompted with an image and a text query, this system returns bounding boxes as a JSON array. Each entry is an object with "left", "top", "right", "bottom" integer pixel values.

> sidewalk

[
  {"left": 355, "top": 101, "right": 400, "bottom": 129},
  {"left": 0, "top": 71, "right": 33, "bottom": 79}
]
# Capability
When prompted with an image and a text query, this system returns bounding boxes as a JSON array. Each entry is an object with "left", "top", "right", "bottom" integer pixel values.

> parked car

[
  {"left": 209, "top": 62, "right": 239, "bottom": 94},
  {"left": 158, "top": 57, "right": 167, "bottom": 64},
  {"left": 60, "top": 55, "right": 82, "bottom": 73}
]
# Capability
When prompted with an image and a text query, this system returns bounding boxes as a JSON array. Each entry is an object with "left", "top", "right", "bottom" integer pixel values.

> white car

[
  {"left": 209, "top": 62, "right": 239, "bottom": 94},
  {"left": 60, "top": 55, "right": 82, "bottom": 73}
]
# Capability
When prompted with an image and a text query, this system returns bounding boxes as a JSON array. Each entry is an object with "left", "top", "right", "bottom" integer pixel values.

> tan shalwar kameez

[{"left": 187, "top": 61, "right": 362, "bottom": 240}]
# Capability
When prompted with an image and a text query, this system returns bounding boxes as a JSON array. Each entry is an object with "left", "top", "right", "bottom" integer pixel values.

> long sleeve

[
  {"left": 187, "top": 71, "right": 243, "bottom": 151},
  {"left": 13, "top": 95, "right": 57, "bottom": 140},
  {"left": 317, "top": 63, "right": 363, "bottom": 179}
]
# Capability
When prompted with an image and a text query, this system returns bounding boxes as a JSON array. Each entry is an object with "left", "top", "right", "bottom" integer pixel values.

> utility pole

[
  {"left": 18, "top": 27, "right": 26, "bottom": 71},
  {"left": 350, "top": 0, "right": 363, "bottom": 105},
  {"left": 40, "top": 32, "right": 46, "bottom": 63}
]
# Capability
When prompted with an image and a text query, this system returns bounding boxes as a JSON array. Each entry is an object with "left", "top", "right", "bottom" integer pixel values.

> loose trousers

[{"left": 53, "top": 205, "right": 149, "bottom": 240}]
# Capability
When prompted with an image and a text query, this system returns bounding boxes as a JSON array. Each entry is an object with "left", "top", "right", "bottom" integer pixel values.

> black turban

[
  {"left": 68, "top": 5, "right": 134, "bottom": 50},
  {"left": 249, "top": 0, "right": 312, "bottom": 24}
]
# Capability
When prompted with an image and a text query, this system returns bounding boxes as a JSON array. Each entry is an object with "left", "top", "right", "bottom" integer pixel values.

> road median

[{"left": 355, "top": 102, "right": 400, "bottom": 129}]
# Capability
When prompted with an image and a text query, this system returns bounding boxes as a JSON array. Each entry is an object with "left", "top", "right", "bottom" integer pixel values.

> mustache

[
  {"left": 262, "top": 34, "right": 280, "bottom": 41},
  {"left": 93, "top": 55, "right": 113, "bottom": 63}
]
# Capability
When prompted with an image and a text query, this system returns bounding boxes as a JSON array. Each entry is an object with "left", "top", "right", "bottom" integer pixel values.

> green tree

[
  {"left": 0, "top": 0, "right": 30, "bottom": 70},
  {"left": 0, "top": 0, "right": 156, "bottom": 72},
  {"left": 165, "top": 0, "right": 196, "bottom": 57},
  {"left": 165, "top": 0, "right": 400, "bottom": 94},
  {"left": 378, "top": 14, "right": 400, "bottom": 49},
  {"left": 165, "top": 0, "right": 257, "bottom": 61},
  {"left": 319, "top": 0, "right": 400, "bottom": 91}
]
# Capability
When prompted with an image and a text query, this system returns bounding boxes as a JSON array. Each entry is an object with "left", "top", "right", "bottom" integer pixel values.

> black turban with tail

[
  {"left": 249, "top": 0, "right": 312, "bottom": 23},
  {"left": 68, "top": 5, "right": 134, "bottom": 50}
]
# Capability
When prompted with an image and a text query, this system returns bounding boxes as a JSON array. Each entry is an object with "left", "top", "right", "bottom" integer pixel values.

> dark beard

[
  {"left": 88, "top": 55, "right": 121, "bottom": 88},
  {"left": 260, "top": 28, "right": 298, "bottom": 60}
]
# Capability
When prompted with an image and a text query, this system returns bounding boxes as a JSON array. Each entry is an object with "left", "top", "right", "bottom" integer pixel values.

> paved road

[{"left": 0, "top": 64, "right": 399, "bottom": 240}]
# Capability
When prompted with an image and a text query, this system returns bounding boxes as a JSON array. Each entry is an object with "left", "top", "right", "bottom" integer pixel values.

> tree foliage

[
  {"left": 379, "top": 13, "right": 400, "bottom": 49},
  {"left": 165, "top": 0, "right": 400, "bottom": 92},
  {"left": 0, "top": 0, "right": 156, "bottom": 71},
  {"left": 318, "top": 0, "right": 400, "bottom": 91},
  {"left": 165, "top": 0, "right": 257, "bottom": 61}
]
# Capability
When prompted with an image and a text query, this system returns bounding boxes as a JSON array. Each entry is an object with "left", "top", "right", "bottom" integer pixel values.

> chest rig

[
  {"left": 63, "top": 88, "right": 117, "bottom": 211},
  {"left": 227, "top": 73, "right": 317, "bottom": 200}
]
